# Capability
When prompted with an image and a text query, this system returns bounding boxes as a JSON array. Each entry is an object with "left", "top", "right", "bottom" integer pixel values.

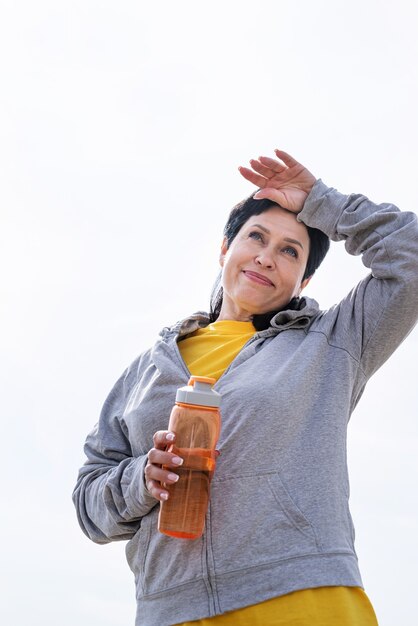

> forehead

[{"left": 244, "top": 207, "right": 309, "bottom": 244}]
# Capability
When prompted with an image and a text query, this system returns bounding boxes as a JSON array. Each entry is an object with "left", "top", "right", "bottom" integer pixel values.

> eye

[
  {"left": 248, "top": 230, "right": 264, "bottom": 242},
  {"left": 283, "top": 246, "right": 298, "bottom": 258}
]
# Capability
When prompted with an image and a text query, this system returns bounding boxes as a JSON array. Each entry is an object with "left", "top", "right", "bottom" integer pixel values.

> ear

[
  {"left": 219, "top": 236, "right": 228, "bottom": 267},
  {"left": 298, "top": 275, "right": 312, "bottom": 294}
]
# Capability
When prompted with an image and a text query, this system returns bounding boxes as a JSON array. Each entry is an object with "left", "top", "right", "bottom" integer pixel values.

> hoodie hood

[
  {"left": 269, "top": 296, "right": 320, "bottom": 330},
  {"left": 159, "top": 297, "right": 321, "bottom": 342}
]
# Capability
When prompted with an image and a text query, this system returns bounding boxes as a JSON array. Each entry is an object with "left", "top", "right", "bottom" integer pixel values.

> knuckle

[
  {"left": 153, "top": 430, "right": 165, "bottom": 446},
  {"left": 147, "top": 480, "right": 158, "bottom": 498}
]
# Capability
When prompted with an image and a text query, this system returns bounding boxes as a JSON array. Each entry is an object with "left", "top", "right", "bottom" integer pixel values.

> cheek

[
  {"left": 281, "top": 268, "right": 304, "bottom": 297},
  {"left": 220, "top": 258, "right": 235, "bottom": 289},
  {"left": 222, "top": 248, "right": 241, "bottom": 275}
]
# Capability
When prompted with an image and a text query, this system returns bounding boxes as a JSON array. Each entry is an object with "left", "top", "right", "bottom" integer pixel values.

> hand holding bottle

[
  {"left": 144, "top": 430, "right": 183, "bottom": 502},
  {"left": 158, "top": 376, "right": 222, "bottom": 539}
]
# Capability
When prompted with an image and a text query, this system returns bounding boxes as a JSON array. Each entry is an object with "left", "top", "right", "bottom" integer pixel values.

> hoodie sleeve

[
  {"left": 298, "top": 179, "right": 418, "bottom": 380},
  {"left": 72, "top": 355, "right": 157, "bottom": 544}
]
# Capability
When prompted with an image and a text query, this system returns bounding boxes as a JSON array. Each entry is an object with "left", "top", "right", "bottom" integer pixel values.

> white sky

[{"left": 1, "top": 1, "right": 417, "bottom": 625}]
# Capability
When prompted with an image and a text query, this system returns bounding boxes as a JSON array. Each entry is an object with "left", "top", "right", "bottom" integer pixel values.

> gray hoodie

[{"left": 73, "top": 180, "right": 418, "bottom": 626}]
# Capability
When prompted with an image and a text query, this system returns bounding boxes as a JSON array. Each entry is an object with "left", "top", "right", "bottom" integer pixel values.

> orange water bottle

[{"left": 158, "top": 376, "right": 221, "bottom": 539}]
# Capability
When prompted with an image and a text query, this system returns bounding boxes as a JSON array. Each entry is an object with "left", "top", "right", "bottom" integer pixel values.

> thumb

[{"left": 253, "top": 187, "right": 287, "bottom": 205}]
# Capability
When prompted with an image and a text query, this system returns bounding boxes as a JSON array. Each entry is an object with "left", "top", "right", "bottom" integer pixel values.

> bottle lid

[{"left": 176, "top": 376, "right": 221, "bottom": 408}]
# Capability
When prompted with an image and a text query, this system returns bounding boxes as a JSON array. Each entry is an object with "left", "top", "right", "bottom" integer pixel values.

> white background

[{"left": 1, "top": 1, "right": 417, "bottom": 625}]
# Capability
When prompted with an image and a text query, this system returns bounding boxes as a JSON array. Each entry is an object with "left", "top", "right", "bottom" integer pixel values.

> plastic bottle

[{"left": 158, "top": 376, "right": 221, "bottom": 539}]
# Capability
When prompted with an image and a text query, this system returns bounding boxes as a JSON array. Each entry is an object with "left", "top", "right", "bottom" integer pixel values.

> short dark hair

[{"left": 209, "top": 192, "right": 330, "bottom": 330}]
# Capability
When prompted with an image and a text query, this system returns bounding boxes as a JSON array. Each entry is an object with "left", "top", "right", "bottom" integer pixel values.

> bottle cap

[{"left": 176, "top": 376, "right": 221, "bottom": 408}]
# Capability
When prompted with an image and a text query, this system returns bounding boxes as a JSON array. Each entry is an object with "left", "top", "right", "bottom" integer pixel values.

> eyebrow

[{"left": 250, "top": 223, "right": 305, "bottom": 251}]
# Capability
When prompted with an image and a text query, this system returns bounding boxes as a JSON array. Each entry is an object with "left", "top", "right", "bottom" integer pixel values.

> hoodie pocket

[
  {"left": 127, "top": 507, "right": 206, "bottom": 598},
  {"left": 210, "top": 472, "right": 319, "bottom": 573}
]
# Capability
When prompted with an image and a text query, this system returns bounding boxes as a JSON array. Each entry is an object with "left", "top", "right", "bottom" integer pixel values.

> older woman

[{"left": 73, "top": 150, "right": 418, "bottom": 626}]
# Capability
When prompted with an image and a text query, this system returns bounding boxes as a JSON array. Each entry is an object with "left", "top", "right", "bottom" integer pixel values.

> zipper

[{"left": 204, "top": 503, "right": 221, "bottom": 614}]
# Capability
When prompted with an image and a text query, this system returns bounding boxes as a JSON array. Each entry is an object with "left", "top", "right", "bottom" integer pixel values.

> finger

[
  {"left": 145, "top": 463, "right": 180, "bottom": 486},
  {"left": 146, "top": 478, "right": 171, "bottom": 501},
  {"left": 258, "top": 156, "right": 287, "bottom": 173},
  {"left": 249, "top": 158, "right": 276, "bottom": 178},
  {"left": 153, "top": 430, "right": 176, "bottom": 450},
  {"left": 238, "top": 166, "right": 267, "bottom": 188},
  {"left": 274, "top": 149, "right": 300, "bottom": 168},
  {"left": 148, "top": 447, "right": 184, "bottom": 467}
]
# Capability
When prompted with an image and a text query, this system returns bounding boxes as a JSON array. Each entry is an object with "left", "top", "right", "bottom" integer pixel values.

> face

[{"left": 218, "top": 207, "right": 311, "bottom": 321}]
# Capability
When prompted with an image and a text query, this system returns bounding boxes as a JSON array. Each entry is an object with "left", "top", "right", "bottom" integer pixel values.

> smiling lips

[{"left": 243, "top": 270, "right": 275, "bottom": 287}]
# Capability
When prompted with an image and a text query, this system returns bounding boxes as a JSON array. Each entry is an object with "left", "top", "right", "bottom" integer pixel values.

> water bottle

[{"left": 158, "top": 376, "right": 221, "bottom": 539}]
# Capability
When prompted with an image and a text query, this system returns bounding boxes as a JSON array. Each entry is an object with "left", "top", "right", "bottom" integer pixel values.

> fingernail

[
  {"left": 172, "top": 456, "right": 183, "bottom": 466},
  {"left": 253, "top": 193, "right": 263, "bottom": 200},
  {"left": 161, "top": 492, "right": 169, "bottom": 500},
  {"left": 166, "top": 432, "right": 175, "bottom": 441},
  {"left": 167, "top": 473, "right": 179, "bottom": 482}
]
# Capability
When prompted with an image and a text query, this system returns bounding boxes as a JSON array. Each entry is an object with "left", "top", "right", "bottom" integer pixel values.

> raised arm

[{"left": 240, "top": 150, "right": 418, "bottom": 380}]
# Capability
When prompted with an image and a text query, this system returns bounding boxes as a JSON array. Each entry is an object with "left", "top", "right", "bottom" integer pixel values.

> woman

[{"left": 73, "top": 150, "right": 418, "bottom": 626}]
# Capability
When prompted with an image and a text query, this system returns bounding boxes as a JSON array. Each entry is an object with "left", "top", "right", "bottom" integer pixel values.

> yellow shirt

[
  {"left": 177, "top": 320, "right": 378, "bottom": 626},
  {"left": 178, "top": 319, "right": 257, "bottom": 381}
]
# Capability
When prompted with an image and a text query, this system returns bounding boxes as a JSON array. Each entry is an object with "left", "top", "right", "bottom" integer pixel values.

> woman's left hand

[{"left": 238, "top": 149, "right": 317, "bottom": 213}]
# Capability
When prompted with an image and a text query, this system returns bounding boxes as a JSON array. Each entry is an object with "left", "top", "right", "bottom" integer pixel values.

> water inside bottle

[
  {"left": 159, "top": 448, "right": 215, "bottom": 539},
  {"left": 158, "top": 403, "right": 220, "bottom": 539}
]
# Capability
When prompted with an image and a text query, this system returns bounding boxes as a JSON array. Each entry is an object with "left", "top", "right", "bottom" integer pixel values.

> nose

[{"left": 255, "top": 250, "right": 274, "bottom": 269}]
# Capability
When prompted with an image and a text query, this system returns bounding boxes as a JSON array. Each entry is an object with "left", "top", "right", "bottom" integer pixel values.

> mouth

[{"left": 243, "top": 270, "right": 275, "bottom": 287}]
